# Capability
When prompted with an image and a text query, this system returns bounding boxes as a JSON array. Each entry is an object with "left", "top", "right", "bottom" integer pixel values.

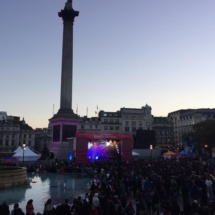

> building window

[
  {"left": 115, "top": 126, "right": 119, "bottom": 130},
  {"left": 139, "top": 121, "right": 142, "bottom": 126},
  {"left": 125, "top": 127, "right": 129, "bottom": 132},
  {"left": 110, "top": 126, "right": 114, "bottom": 130},
  {"left": 104, "top": 118, "right": 108, "bottom": 123},
  {"left": 146, "top": 122, "right": 151, "bottom": 127},
  {"left": 132, "top": 127, "right": 136, "bottom": 132},
  {"left": 115, "top": 119, "right": 119, "bottom": 123},
  {"left": 125, "top": 121, "right": 129, "bottom": 126},
  {"left": 132, "top": 121, "right": 136, "bottom": 126},
  {"left": 104, "top": 126, "right": 108, "bottom": 130}
]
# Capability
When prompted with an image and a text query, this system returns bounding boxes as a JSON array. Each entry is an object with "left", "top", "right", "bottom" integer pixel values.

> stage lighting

[
  {"left": 95, "top": 156, "right": 99, "bottom": 160},
  {"left": 68, "top": 152, "right": 72, "bottom": 161}
]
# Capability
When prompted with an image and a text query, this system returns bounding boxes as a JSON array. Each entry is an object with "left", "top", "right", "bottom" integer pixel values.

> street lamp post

[
  {"left": 22, "top": 143, "right": 26, "bottom": 166},
  {"left": 150, "top": 145, "right": 153, "bottom": 158}
]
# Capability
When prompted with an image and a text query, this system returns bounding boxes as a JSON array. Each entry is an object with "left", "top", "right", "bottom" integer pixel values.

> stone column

[
  {"left": 49, "top": 1, "right": 81, "bottom": 160},
  {"left": 58, "top": 0, "right": 79, "bottom": 114}
]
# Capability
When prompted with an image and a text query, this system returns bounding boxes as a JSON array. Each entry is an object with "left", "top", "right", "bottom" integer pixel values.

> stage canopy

[{"left": 75, "top": 132, "right": 133, "bottom": 140}]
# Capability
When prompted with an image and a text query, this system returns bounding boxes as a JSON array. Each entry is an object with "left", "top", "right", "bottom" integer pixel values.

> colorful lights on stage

[{"left": 87, "top": 140, "right": 120, "bottom": 161}]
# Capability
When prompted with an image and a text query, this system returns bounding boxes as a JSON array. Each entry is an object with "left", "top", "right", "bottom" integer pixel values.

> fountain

[{"left": 0, "top": 147, "right": 31, "bottom": 189}]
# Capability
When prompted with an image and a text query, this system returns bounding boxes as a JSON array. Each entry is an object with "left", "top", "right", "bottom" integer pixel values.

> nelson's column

[{"left": 49, "top": 0, "right": 80, "bottom": 159}]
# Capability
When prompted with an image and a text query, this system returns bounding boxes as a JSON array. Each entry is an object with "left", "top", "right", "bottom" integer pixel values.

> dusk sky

[{"left": 1, "top": 0, "right": 215, "bottom": 129}]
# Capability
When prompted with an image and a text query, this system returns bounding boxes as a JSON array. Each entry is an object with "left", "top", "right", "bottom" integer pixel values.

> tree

[{"left": 41, "top": 144, "right": 50, "bottom": 160}]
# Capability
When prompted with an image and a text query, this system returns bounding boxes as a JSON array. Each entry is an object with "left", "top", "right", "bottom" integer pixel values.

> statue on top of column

[{"left": 65, "top": 0, "right": 72, "bottom": 10}]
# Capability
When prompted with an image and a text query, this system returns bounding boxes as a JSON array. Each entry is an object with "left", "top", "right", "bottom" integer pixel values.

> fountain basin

[{"left": 0, "top": 167, "right": 31, "bottom": 189}]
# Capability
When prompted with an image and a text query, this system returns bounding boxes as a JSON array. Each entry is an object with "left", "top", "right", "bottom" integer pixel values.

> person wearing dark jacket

[
  {"left": 0, "top": 201, "right": 10, "bottom": 215},
  {"left": 55, "top": 199, "right": 71, "bottom": 215},
  {"left": 10, "top": 203, "right": 25, "bottom": 215}
]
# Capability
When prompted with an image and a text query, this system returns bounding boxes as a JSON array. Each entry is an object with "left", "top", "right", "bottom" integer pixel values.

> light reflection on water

[{"left": 0, "top": 172, "right": 93, "bottom": 214}]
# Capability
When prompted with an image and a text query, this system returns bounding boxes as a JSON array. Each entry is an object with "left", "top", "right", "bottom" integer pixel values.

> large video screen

[{"left": 87, "top": 140, "right": 121, "bottom": 161}]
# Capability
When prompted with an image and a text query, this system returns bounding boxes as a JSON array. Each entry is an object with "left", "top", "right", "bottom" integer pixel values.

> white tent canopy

[
  {"left": 13, "top": 146, "right": 41, "bottom": 162},
  {"left": 132, "top": 151, "right": 140, "bottom": 156}
]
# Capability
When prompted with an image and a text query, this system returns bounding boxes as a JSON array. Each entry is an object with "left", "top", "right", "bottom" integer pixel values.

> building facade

[
  {"left": 5, "top": 107, "right": 215, "bottom": 153},
  {"left": 0, "top": 113, "right": 35, "bottom": 149},
  {"left": 77, "top": 105, "right": 161, "bottom": 149},
  {"left": 78, "top": 117, "right": 101, "bottom": 132},
  {"left": 168, "top": 108, "right": 215, "bottom": 146},
  {"left": 152, "top": 117, "right": 174, "bottom": 146}
]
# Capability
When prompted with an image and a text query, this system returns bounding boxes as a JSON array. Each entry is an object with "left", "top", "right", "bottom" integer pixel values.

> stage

[{"left": 71, "top": 132, "right": 133, "bottom": 163}]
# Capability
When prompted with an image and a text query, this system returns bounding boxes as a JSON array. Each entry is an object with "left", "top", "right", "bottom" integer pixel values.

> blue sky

[{"left": 1, "top": 0, "right": 215, "bottom": 129}]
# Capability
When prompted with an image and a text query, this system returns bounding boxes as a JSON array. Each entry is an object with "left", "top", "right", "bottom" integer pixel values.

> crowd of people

[{"left": 1, "top": 156, "right": 215, "bottom": 214}]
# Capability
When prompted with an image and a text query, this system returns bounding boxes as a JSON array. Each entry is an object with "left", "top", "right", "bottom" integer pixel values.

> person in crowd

[
  {"left": 26, "top": 199, "right": 35, "bottom": 215},
  {"left": 55, "top": 199, "right": 71, "bottom": 215},
  {"left": 0, "top": 201, "right": 10, "bottom": 215},
  {"left": 92, "top": 192, "right": 100, "bottom": 214},
  {"left": 183, "top": 200, "right": 191, "bottom": 215},
  {"left": 81, "top": 198, "right": 91, "bottom": 215},
  {"left": 170, "top": 201, "right": 180, "bottom": 215},
  {"left": 152, "top": 190, "right": 160, "bottom": 215},
  {"left": 70, "top": 198, "right": 81, "bottom": 215},
  {"left": 4, "top": 157, "right": 215, "bottom": 215},
  {"left": 43, "top": 199, "right": 52, "bottom": 215},
  {"left": 10, "top": 203, "right": 24, "bottom": 215},
  {"left": 125, "top": 201, "right": 135, "bottom": 215},
  {"left": 144, "top": 189, "right": 152, "bottom": 214},
  {"left": 103, "top": 197, "right": 115, "bottom": 215},
  {"left": 205, "top": 175, "right": 214, "bottom": 202},
  {"left": 90, "top": 204, "right": 99, "bottom": 215}
]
